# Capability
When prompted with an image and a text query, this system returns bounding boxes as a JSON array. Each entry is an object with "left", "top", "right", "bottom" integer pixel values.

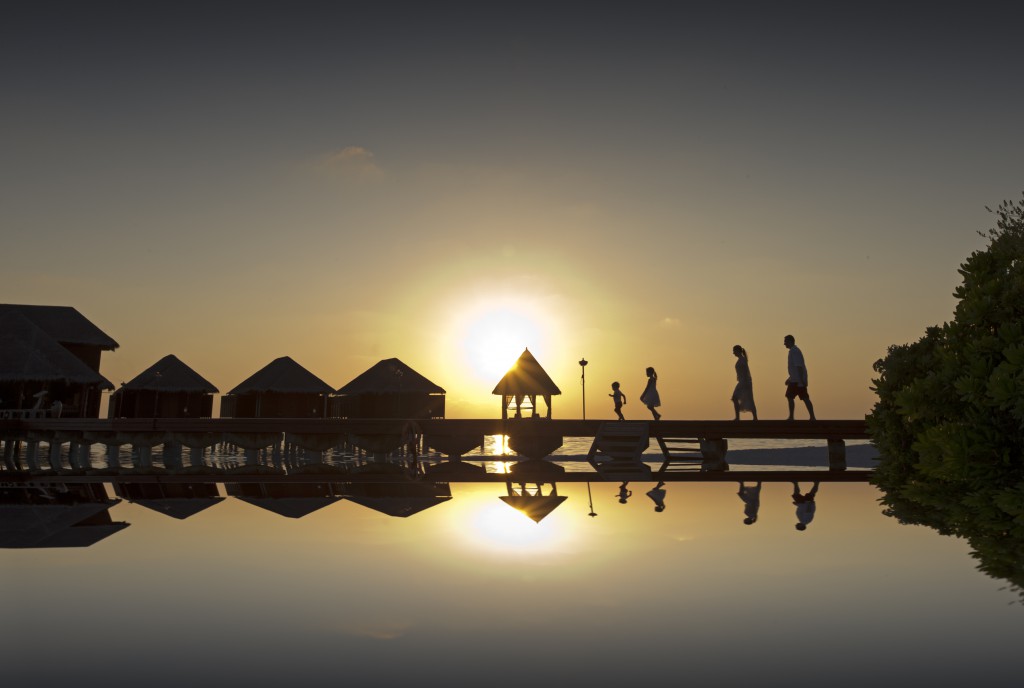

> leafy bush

[{"left": 868, "top": 192, "right": 1024, "bottom": 596}]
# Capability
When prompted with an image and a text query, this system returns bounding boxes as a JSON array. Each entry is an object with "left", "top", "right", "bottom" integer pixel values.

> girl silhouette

[{"left": 639, "top": 366, "right": 661, "bottom": 420}]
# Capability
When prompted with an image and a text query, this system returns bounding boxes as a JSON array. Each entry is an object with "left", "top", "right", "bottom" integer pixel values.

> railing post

[
  {"left": 700, "top": 438, "right": 729, "bottom": 471},
  {"left": 828, "top": 439, "right": 846, "bottom": 471}
]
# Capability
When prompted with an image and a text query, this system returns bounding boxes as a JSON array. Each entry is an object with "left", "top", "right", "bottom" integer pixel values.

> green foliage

[{"left": 868, "top": 191, "right": 1024, "bottom": 598}]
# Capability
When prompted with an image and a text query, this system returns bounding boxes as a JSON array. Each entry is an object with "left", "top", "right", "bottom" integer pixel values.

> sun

[{"left": 455, "top": 300, "right": 548, "bottom": 382}]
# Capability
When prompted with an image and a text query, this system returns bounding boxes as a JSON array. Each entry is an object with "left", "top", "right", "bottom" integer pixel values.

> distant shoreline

[{"left": 519, "top": 443, "right": 880, "bottom": 469}]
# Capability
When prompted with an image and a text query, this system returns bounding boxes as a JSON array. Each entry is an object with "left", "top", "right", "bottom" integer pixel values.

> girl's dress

[
  {"left": 640, "top": 377, "right": 661, "bottom": 408},
  {"left": 732, "top": 357, "right": 756, "bottom": 412}
]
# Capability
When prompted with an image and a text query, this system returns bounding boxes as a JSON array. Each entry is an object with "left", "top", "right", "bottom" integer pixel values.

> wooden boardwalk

[
  {"left": 1, "top": 417, "right": 872, "bottom": 484},
  {"left": 0, "top": 417, "right": 868, "bottom": 440}
]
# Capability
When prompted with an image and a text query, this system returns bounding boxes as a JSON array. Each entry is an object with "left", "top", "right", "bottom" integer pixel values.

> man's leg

[
  {"left": 804, "top": 397, "right": 816, "bottom": 421},
  {"left": 787, "top": 397, "right": 795, "bottom": 420}
]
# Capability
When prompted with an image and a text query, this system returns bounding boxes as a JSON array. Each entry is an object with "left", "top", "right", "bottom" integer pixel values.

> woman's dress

[
  {"left": 640, "top": 378, "right": 661, "bottom": 408},
  {"left": 732, "top": 357, "right": 756, "bottom": 412}
]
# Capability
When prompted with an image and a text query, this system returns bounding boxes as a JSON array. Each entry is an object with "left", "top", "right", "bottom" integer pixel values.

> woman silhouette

[
  {"left": 639, "top": 366, "right": 661, "bottom": 420},
  {"left": 731, "top": 345, "right": 757, "bottom": 421}
]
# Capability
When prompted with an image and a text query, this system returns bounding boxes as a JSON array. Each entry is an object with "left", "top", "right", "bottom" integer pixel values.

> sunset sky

[{"left": 3, "top": 3, "right": 1023, "bottom": 419}]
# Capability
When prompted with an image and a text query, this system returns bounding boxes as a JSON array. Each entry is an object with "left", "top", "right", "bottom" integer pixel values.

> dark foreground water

[{"left": 2, "top": 480, "right": 1021, "bottom": 688}]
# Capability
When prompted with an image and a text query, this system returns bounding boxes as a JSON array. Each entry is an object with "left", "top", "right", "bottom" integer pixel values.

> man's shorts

[{"left": 786, "top": 384, "right": 809, "bottom": 400}]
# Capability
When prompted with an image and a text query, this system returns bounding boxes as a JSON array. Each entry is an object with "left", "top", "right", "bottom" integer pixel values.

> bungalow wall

[
  {"left": 220, "top": 392, "right": 328, "bottom": 418},
  {"left": 331, "top": 392, "right": 445, "bottom": 419},
  {"left": 108, "top": 390, "right": 215, "bottom": 418}
]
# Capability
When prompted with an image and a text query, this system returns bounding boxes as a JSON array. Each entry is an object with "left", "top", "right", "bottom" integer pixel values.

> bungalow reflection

[
  {"left": 0, "top": 483, "right": 128, "bottom": 548},
  {"left": 5, "top": 473, "right": 1024, "bottom": 601}
]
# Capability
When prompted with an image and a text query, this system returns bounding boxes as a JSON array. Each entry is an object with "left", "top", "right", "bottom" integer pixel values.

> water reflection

[
  {"left": 738, "top": 480, "right": 761, "bottom": 524},
  {"left": 4, "top": 479, "right": 1022, "bottom": 686},
  {"left": 791, "top": 480, "right": 819, "bottom": 531},
  {"left": 0, "top": 484, "right": 128, "bottom": 548},
  {"left": 7, "top": 470, "right": 1022, "bottom": 606}
]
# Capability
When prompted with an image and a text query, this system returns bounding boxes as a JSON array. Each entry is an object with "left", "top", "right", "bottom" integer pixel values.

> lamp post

[{"left": 579, "top": 357, "right": 588, "bottom": 420}]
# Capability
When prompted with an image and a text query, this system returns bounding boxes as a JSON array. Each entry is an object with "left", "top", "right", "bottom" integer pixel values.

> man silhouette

[
  {"left": 783, "top": 334, "right": 816, "bottom": 420},
  {"left": 792, "top": 481, "right": 820, "bottom": 531},
  {"left": 738, "top": 481, "right": 761, "bottom": 524}
]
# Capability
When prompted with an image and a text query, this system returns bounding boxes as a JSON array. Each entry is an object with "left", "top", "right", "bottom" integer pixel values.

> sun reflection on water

[{"left": 455, "top": 498, "right": 576, "bottom": 556}]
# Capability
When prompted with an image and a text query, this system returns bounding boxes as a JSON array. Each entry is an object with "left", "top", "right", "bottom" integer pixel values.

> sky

[{"left": 3, "top": 3, "right": 1023, "bottom": 420}]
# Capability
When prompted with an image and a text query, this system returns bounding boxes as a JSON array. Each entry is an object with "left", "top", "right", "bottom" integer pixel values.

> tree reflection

[{"left": 876, "top": 485, "right": 1024, "bottom": 600}]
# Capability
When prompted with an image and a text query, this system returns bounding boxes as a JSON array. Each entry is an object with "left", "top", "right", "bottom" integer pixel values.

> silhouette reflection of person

[
  {"left": 731, "top": 345, "right": 757, "bottom": 421},
  {"left": 792, "top": 481, "right": 820, "bottom": 530},
  {"left": 738, "top": 481, "right": 761, "bottom": 524},
  {"left": 640, "top": 367, "right": 662, "bottom": 420},
  {"left": 609, "top": 381, "right": 626, "bottom": 420},
  {"left": 646, "top": 481, "right": 666, "bottom": 512},
  {"left": 617, "top": 481, "right": 632, "bottom": 504},
  {"left": 784, "top": 335, "right": 816, "bottom": 421}
]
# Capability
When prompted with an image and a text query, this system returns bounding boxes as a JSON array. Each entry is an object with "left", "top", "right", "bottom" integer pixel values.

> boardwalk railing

[{"left": 1, "top": 417, "right": 870, "bottom": 477}]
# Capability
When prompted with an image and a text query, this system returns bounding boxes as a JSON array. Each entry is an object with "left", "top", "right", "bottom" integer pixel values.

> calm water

[{"left": 2, "top": 478, "right": 1021, "bottom": 688}]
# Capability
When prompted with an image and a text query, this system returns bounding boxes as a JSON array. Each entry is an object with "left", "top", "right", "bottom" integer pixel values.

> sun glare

[
  {"left": 453, "top": 300, "right": 549, "bottom": 383},
  {"left": 462, "top": 502, "right": 572, "bottom": 555}
]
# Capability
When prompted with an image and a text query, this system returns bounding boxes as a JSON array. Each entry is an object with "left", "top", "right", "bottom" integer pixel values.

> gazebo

[
  {"left": 492, "top": 348, "right": 561, "bottom": 419},
  {"left": 333, "top": 358, "right": 445, "bottom": 419},
  {"left": 220, "top": 356, "right": 333, "bottom": 418},
  {"left": 108, "top": 354, "right": 218, "bottom": 418}
]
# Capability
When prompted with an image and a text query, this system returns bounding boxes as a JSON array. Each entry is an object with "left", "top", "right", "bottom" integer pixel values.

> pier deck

[{"left": 0, "top": 417, "right": 867, "bottom": 439}]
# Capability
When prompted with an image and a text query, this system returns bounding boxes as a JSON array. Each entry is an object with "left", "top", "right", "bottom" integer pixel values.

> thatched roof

[
  {"left": 118, "top": 354, "right": 218, "bottom": 393},
  {"left": 227, "top": 356, "right": 333, "bottom": 395},
  {"left": 345, "top": 481, "right": 452, "bottom": 517},
  {"left": 492, "top": 348, "right": 561, "bottom": 396},
  {"left": 336, "top": 358, "right": 445, "bottom": 395},
  {"left": 233, "top": 497, "right": 340, "bottom": 518},
  {"left": 346, "top": 495, "right": 451, "bottom": 518},
  {"left": 0, "top": 304, "right": 118, "bottom": 350},
  {"left": 131, "top": 498, "right": 223, "bottom": 520},
  {"left": 0, "top": 310, "right": 114, "bottom": 387}
]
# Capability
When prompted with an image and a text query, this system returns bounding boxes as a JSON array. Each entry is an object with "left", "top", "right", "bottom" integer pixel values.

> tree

[{"left": 868, "top": 191, "right": 1024, "bottom": 598}]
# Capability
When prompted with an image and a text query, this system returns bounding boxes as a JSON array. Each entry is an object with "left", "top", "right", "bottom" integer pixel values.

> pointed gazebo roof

[
  {"left": 491, "top": 348, "right": 562, "bottom": 396},
  {"left": 0, "top": 310, "right": 113, "bottom": 388},
  {"left": 336, "top": 358, "right": 445, "bottom": 395},
  {"left": 0, "top": 304, "right": 119, "bottom": 349},
  {"left": 121, "top": 354, "right": 218, "bottom": 393},
  {"left": 228, "top": 356, "right": 333, "bottom": 395},
  {"left": 499, "top": 495, "right": 568, "bottom": 523}
]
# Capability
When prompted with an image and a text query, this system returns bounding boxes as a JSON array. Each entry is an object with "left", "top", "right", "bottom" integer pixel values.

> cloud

[
  {"left": 318, "top": 146, "right": 384, "bottom": 179},
  {"left": 659, "top": 317, "right": 682, "bottom": 329}
]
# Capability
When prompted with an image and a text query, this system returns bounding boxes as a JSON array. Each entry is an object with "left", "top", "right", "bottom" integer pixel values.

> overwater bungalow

[
  {"left": 0, "top": 308, "right": 115, "bottom": 418},
  {"left": 492, "top": 347, "right": 561, "bottom": 420},
  {"left": 333, "top": 358, "right": 445, "bottom": 419},
  {"left": 219, "top": 356, "right": 333, "bottom": 418},
  {"left": 108, "top": 354, "right": 218, "bottom": 418}
]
